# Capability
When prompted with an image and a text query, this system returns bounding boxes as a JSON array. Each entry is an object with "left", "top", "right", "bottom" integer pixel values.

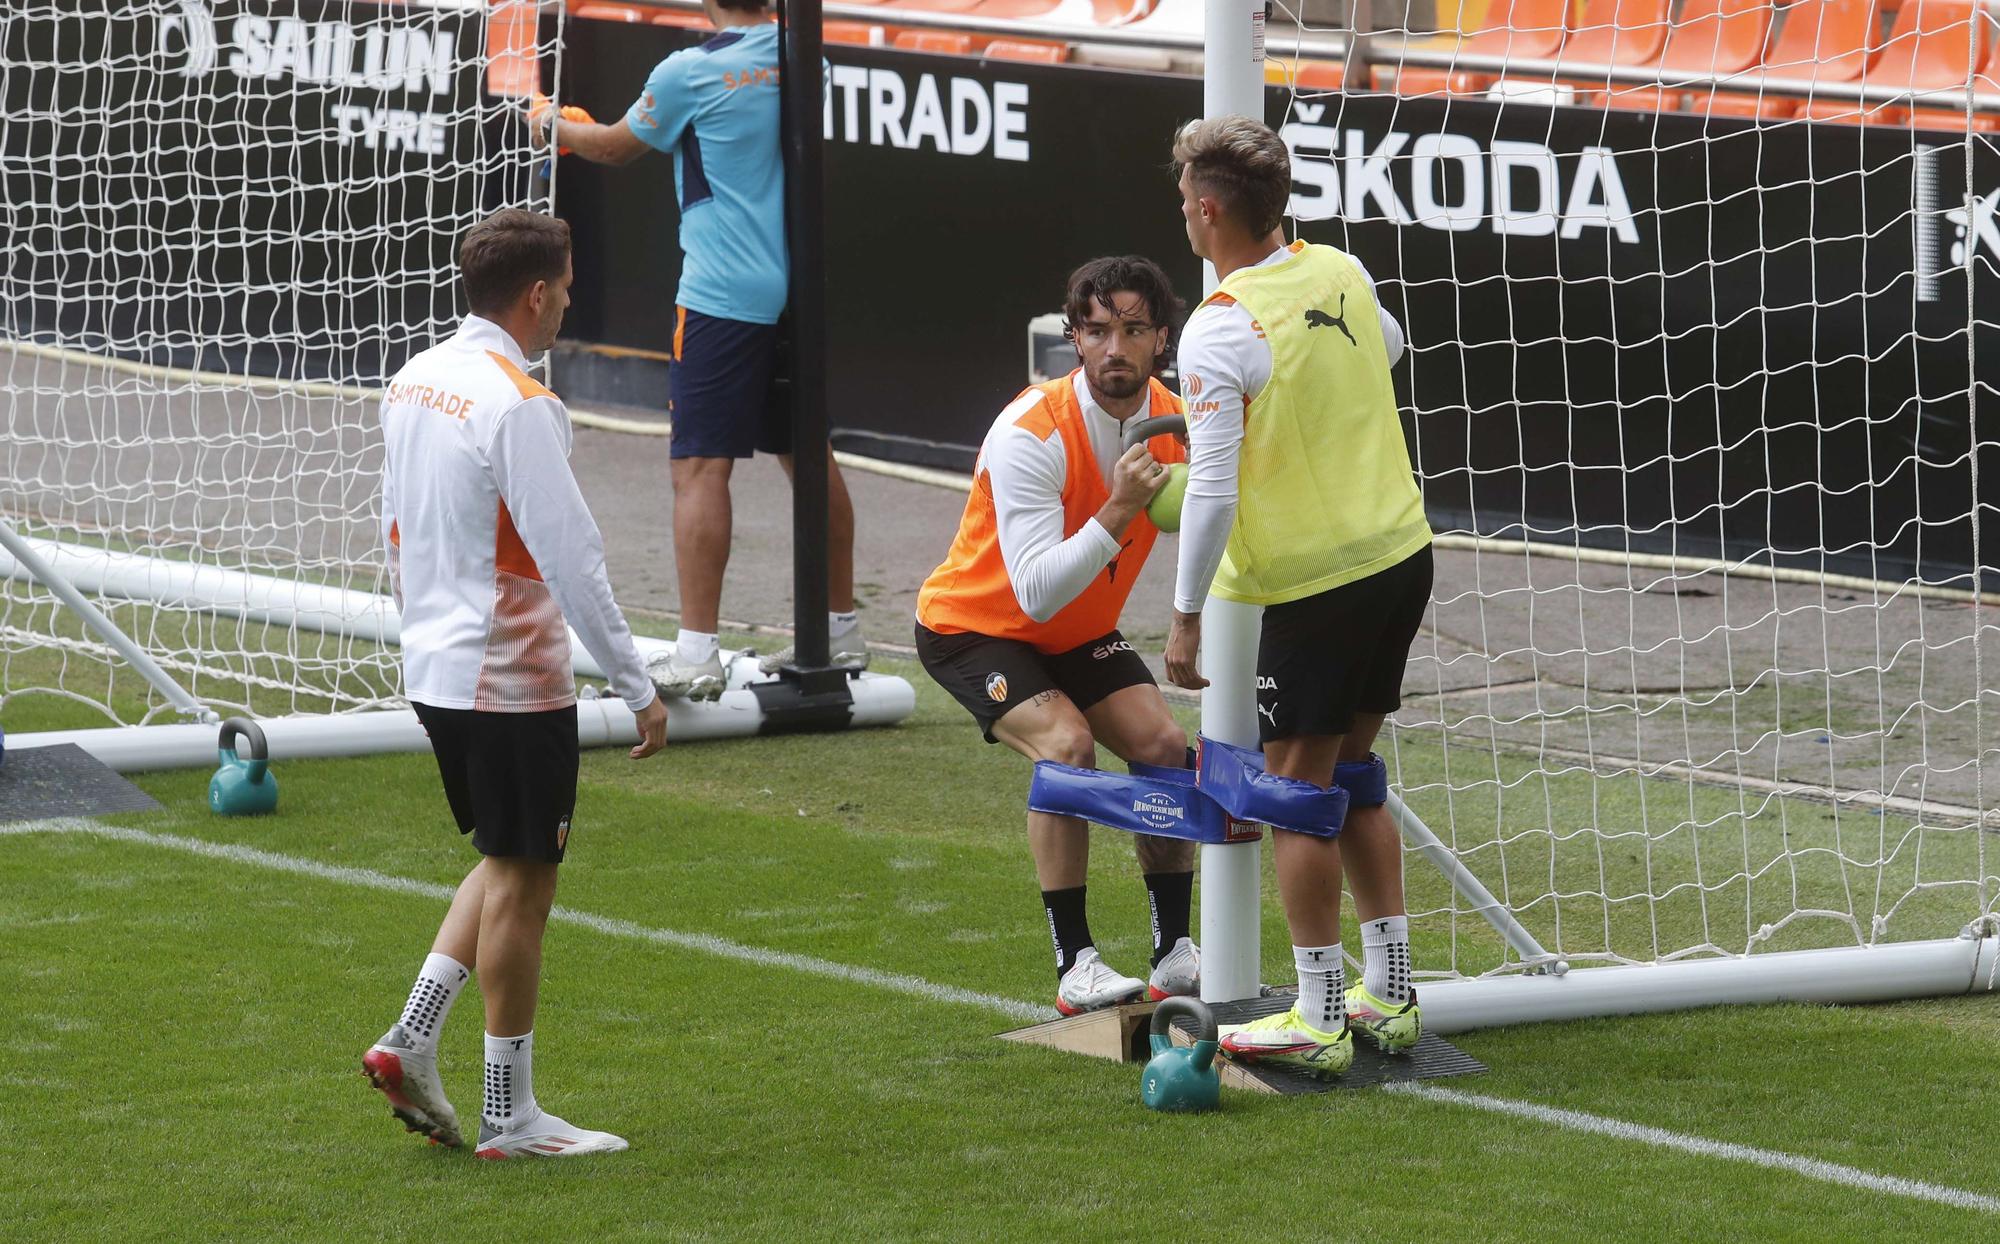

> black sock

[
  {"left": 1041, "top": 886, "right": 1093, "bottom": 978},
  {"left": 1143, "top": 871, "right": 1194, "bottom": 966}
]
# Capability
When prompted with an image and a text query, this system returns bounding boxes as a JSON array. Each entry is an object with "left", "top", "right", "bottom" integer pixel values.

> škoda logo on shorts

[{"left": 985, "top": 672, "right": 1008, "bottom": 702}]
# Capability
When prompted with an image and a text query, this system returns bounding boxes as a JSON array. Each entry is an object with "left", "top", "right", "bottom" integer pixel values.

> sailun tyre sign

[{"left": 150, "top": 0, "right": 468, "bottom": 157}]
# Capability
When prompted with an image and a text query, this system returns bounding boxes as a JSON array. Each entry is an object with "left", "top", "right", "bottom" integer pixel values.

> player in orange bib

[{"left": 916, "top": 256, "right": 1199, "bottom": 1014}]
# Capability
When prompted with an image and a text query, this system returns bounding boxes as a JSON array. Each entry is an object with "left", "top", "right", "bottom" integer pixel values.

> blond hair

[{"left": 1171, "top": 115, "right": 1291, "bottom": 237}]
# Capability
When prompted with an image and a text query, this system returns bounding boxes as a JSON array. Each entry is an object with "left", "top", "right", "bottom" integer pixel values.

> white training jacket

[
  {"left": 379, "top": 315, "right": 657, "bottom": 714},
  {"left": 1172, "top": 246, "right": 1406, "bottom": 613}
]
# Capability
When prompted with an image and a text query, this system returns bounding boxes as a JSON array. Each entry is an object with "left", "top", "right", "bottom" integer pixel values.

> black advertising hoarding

[
  {"left": 1, "top": 0, "right": 500, "bottom": 383},
  {"left": 556, "top": 19, "right": 1995, "bottom": 587}
]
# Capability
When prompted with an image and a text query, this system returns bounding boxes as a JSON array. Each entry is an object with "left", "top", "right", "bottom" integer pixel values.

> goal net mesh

[
  {"left": 0, "top": 0, "right": 551, "bottom": 725},
  {"left": 1263, "top": 1, "right": 1996, "bottom": 975}
]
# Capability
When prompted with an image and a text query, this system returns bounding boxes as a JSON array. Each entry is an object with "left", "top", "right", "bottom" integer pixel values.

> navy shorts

[{"left": 669, "top": 305, "right": 792, "bottom": 460}]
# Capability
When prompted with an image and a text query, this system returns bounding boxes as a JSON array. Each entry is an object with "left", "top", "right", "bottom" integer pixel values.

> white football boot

[
  {"left": 1055, "top": 947, "right": 1147, "bottom": 1016},
  {"left": 1146, "top": 938, "right": 1201, "bottom": 1001},
  {"left": 473, "top": 1110, "right": 630, "bottom": 1160},
  {"left": 646, "top": 648, "right": 724, "bottom": 701},
  {"left": 362, "top": 1025, "right": 463, "bottom": 1148}
]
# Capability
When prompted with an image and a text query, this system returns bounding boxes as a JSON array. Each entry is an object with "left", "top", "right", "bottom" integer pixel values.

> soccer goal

[
  {"left": 0, "top": 1, "right": 911, "bottom": 770},
  {"left": 1195, "top": 0, "right": 1998, "bottom": 1028}
]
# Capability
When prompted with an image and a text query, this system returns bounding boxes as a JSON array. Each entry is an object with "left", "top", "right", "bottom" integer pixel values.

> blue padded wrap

[
  {"left": 1333, "top": 753, "right": 1388, "bottom": 808},
  {"left": 1029, "top": 761, "right": 1234, "bottom": 844},
  {"left": 1195, "top": 736, "right": 1347, "bottom": 838}
]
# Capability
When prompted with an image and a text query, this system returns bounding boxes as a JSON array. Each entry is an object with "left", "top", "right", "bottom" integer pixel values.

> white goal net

[
  {"left": 1263, "top": 1, "right": 1997, "bottom": 978},
  {"left": 1, "top": 0, "right": 552, "bottom": 727}
]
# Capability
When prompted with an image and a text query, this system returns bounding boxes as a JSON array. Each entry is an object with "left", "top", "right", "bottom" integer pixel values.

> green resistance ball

[{"left": 1147, "top": 462, "right": 1188, "bottom": 533}]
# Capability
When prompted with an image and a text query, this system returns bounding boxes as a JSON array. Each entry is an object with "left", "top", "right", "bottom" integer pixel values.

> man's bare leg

[
  {"left": 1082, "top": 684, "right": 1197, "bottom": 986},
  {"left": 1333, "top": 713, "right": 1416, "bottom": 1018},
  {"left": 671, "top": 456, "right": 735, "bottom": 636},
  {"left": 993, "top": 691, "right": 1148, "bottom": 1009},
  {"left": 777, "top": 449, "right": 856, "bottom": 614}
]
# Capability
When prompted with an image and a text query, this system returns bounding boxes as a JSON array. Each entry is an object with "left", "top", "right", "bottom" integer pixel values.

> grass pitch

[{"left": 2, "top": 653, "right": 1997, "bottom": 1241}]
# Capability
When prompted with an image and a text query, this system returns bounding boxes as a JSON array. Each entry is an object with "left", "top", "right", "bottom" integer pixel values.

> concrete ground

[{"left": 4, "top": 344, "right": 1993, "bottom": 818}]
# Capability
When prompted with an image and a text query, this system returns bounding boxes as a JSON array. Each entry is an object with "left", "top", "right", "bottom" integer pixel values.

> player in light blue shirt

[{"left": 531, "top": 0, "right": 865, "bottom": 695}]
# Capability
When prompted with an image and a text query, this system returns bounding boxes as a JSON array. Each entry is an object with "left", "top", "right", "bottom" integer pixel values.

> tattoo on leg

[{"left": 1028, "top": 689, "right": 1067, "bottom": 708}]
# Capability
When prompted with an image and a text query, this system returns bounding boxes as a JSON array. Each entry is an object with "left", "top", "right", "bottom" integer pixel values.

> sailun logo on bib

[{"left": 1132, "top": 791, "right": 1186, "bottom": 831}]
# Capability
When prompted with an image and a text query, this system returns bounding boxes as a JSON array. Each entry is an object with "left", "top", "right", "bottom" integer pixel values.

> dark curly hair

[{"left": 1061, "top": 255, "right": 1186, "bottom": 365}]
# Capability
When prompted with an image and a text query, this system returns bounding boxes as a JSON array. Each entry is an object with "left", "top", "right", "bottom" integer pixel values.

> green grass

[{"left": 2, "top": 654, "right": 1998, "bottom": 1240}]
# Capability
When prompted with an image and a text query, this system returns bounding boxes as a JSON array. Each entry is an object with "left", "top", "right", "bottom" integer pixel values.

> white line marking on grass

[
  {"left": 1384, "top": 1082, "right": 2000, "bottom": 1215},
  {"left": 4, "top": 819, "right": 1049, "bottom": 1023},
  {"left": 17, "top": 817, "right": 1998, "bottom": 1215}
]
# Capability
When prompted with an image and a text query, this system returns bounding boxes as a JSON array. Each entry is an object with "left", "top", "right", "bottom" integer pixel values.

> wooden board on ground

[{"left": 998, "top": 992, "right": 1486, "bottom": 1096}]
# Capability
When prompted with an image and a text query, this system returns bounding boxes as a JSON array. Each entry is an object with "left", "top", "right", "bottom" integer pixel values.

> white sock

[
  {"left": 393, "top": 952, "right": 469, "bottom": 1055},
  {"left": 1362, "top": 915, "right": 1413, "bottom": 1004},
  {"left": 829, "top": 610, "right": 858, "bottom": 640},
  {"left": 1293, "top": 943, "right": 1346, "bottom": 1032},
  {"left": 675, "top": 629, "right": 719, "bottom": 664},
  {"left": 483, "top": 1030, "right": 539, "bottom": 1134}
]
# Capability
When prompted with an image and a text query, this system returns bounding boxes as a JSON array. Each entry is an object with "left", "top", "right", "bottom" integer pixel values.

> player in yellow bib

[{"left": 1163, "top": 116, "right": 1433, "bottom": 1075}]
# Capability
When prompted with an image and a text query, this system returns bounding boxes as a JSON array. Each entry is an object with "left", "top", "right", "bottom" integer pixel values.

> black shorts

[
  {"left": 915, "top": 623, "right": 1155, "bottom": 743},
  {"left": 1256, "top": 545, "right": 1433, "bottom": 743},
  {"left": 412, "top": 702, "right": 579, "bottom": 863},
  {"left": 668, "top": 306, "right": 792, "bottom": 460}
]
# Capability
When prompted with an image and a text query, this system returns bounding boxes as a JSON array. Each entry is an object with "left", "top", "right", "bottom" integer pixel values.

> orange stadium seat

[
  {"left": 1392, "top": 0, "right": 1569, "bottom": 98},
  {"left": 1693, "top": 89, "right": 1801, "bottom": 119},
  {"left": 649, "top": 9, "right": 710, "bottom": 29},
  {"left": 823, "top": 21, "right": 885, "bottom": 45},
  {"left": 1562, "top": 0, "right": 1676, "bottom": 71},
  {"left": 892, "top": 30, "right": 976, "bottom": 54},
  {"left": 1707, "top": 0, "right": 1878, "bottom": 120},
  {"left": 986, "top": 39, "right": 1069, "bottom": 63},
  {"left": 572, "top": 3, "right": 649, "bottom": 21},
  {"left": 1270, "top": 58, "right": 1346, "bottom": 91},
  {"left": 1657, "top": 0, "right": 1775, "bottom": 77},
  {"left": 1798, "top": 0, "right": 1984, "bottom": 124}
]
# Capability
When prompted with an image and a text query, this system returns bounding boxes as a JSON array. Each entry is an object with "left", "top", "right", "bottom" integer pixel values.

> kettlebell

[
  {"left": 209, "top": 717, "right": 278, "bottom": 816},
  {"left": 1141, "top": 996, "right": 1221, "bottom": 1112}
]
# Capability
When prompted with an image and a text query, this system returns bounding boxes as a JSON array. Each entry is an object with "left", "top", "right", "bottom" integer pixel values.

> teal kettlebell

[
  {"left": 209, "top": 717, "right": 277, "bottom": 816},
  {"left": 1141, "top": 996, "right": 1221, "bottom": 1112}
]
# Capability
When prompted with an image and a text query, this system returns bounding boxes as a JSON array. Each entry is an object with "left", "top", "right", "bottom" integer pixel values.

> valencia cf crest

[
  {"left": 985, "top": 672, "right": 1009, "bottom": 703},
  {"left": 556, "top": 814, "right": 572, "bottom": 851}
]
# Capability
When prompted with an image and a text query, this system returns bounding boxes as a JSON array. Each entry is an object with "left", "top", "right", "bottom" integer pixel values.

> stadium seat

[
  {"left": 1907, "top": 105, "right": 2000, "bottom": 130},
  {"left": 823, "top": 20, "right": 885, "bottom": 45},
  {"left": 1866, "top": 0, "right": 1993, "bottom": 92},
  {"left": 1268, "top": 58, "right": 1346, "bottom": 91},
  {"left": 1596, "top": 83, "right": 1688, "bottom": 109},
  {"left": 1391, "top": 0, "right": 1566, "bottom": 97},
  {"left": 1759, "top": 0, "right": 1883, "bottom": 83},
  {"left": 1465, "top": 0, "right": 1572, "bottom": 59},
  {"left": 1693, "top": 89, "right": 1802, "bottom": 119},
  {"left": 1657, "top": 0, "right": 1776, "bottom": 77},
  {"left": 878, "top": 0, "right": 986, "bottom": 13},
  {"left": 1562, "top": 0, "right": 1677, "bottom": 70},
  {"left": 892, "top": 30, "right": 976, "bottom": 54},
  {"left": 1795, "top": 97, "right": 1911, "bottom": 123},
  {"left": 572, "top": 3, "right": 649, "bottom": 21},
  {"left": 648, "top": 9, "right": 710, "bottom": 28},
  {"left": 985, "top": 39, "right": 1069, "bottom": 63}
]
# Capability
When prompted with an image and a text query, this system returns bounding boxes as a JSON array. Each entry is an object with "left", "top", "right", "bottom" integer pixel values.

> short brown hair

[
  {"left": 459, "top": 209, "right": 571, "bottom": 315},
  {"left": 1172, "top": 115, "right": 1291, "bottom": 237}
]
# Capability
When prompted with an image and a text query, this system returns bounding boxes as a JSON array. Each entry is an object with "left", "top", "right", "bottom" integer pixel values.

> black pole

[{"left": 778, "top": 0, "right": 835, "bottom": 687}]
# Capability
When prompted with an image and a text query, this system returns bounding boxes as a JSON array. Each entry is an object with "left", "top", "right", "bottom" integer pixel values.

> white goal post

[
  {"left": 0, "top": 0, "right": 912, "bottom": 770},
  {"left": 1198, "top": 0, "right": 1999, "bottom": 1028}
]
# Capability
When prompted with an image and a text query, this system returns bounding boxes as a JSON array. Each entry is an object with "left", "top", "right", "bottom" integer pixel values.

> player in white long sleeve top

[
  {"left": 1171, "top": 249, "right": 1405, "bottom": 616},
  {"left": 364, "top": 210, "right": 667, "bottom": 1161},
  {"left": 1163, "top": 118, "right": 1434, "bottom": 1077},
  {"left": 916, "top": 257, "right": 1201, "bottom": 1015}
]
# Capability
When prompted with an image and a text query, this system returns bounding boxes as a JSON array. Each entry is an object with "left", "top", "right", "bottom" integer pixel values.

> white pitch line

[
  {"left": 1385, "top": 1082, "right": 2000, "bottom": 1216},
  {"left": 3, "top": 819, "right": 1047, "bottom": 1023},
  {"left": 14, "top": 816, "right": 1999, "bottom": 1216}
]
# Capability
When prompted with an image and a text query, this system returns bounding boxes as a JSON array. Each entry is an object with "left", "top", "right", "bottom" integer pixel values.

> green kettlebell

[
  {"left": 1141, "top": 996, "right": 1221, "bottom": 1112},
  {"left": 209, "top": 717, "right": 278, "bottom": 816}
]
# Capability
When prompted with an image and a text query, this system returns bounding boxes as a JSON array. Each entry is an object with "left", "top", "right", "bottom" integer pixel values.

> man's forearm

[{"left": 553, "top": 118, "right": 645, "bottom": 166}]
